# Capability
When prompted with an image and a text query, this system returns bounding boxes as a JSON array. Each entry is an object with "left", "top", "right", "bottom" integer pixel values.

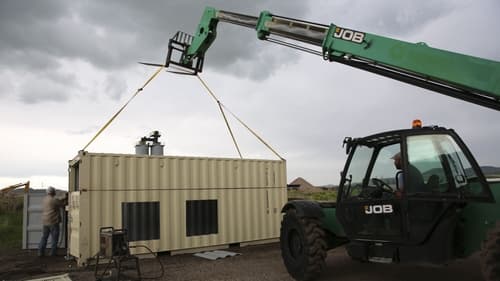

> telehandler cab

[{"left": 281, "top": 122, "right": 500, "bottom": 280}]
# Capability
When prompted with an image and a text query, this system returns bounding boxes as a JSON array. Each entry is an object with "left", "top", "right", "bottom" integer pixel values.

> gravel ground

[{"left": 0, "top": 243, "right": 483, "bottom": 281}]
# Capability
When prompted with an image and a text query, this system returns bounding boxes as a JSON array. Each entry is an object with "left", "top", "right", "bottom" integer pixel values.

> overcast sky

[{"left": 1, "top": 0, "right": 499, "bottom": 189}]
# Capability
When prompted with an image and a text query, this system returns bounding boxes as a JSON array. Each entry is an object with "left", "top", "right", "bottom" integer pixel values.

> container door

[
  {"left": 23, "top": 190, "right": 67, "bottom": 249},
  {"left": 337, "top": 143, "right": 406, "bottom": 242}
]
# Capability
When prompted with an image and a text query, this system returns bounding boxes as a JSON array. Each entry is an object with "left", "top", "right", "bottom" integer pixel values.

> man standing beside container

[{"left": 38, "top": 186, "right": 67, "bottom": 257}]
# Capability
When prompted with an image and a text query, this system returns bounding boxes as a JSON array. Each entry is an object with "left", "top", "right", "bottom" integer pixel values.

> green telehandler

[{"left": 159, "top": 7, "right": 500, "bottom": 281}]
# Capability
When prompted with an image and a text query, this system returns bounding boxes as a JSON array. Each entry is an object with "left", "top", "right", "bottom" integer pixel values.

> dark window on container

[
  {"left": 186, "top": 200, "right": 218, "bottom": 236},
  {"left": 122, "top": 201, "right": 160, "bottom": 241}
]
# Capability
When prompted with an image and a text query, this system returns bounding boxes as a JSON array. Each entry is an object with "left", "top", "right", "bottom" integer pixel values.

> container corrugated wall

[{"left": 68, "top": 151, "right": 286, "bottom": 266}]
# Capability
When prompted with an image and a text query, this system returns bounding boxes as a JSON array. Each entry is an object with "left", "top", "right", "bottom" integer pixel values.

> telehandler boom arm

[{"left": 165, "top": 7, "right": 500, "bottom": 111}]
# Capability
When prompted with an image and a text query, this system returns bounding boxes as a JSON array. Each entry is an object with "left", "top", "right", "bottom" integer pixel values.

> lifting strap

[
  {"left": 196, "top": 75, "right": 284, "bottom": 161},
  {"left": 196, "top": 75, "right": 242, "bottom": 159},
  {"left": 81, "top": 65, "right": 283, "bottom": 161},
  {"left": 82, "top": 66, "right": 164, "bottom": 151}
]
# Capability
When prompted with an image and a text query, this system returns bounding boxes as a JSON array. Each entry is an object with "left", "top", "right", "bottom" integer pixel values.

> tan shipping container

[{"left": 68, "top": 151, "right": 287, "bottom": 266}]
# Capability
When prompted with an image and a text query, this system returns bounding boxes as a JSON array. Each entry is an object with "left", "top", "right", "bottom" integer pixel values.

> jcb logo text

[
  {"left": 334, "top": 27, "right": 365, "bottom": 44},
  {"left": 364, "top": 204, "right": 393, "bottom": 214}
]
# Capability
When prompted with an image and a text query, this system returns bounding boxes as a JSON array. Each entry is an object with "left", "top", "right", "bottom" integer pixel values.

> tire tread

[
  {"left": 280, "top": 210, "right": 328, "bottom": 281},
  {"left": 480, "top": 222, "right": 500, "bottom": 281}
]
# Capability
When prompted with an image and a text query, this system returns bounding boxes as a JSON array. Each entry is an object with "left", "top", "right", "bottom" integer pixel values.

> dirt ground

[{"left": 0, "top": 243, "right": 484, "bottom": 281}]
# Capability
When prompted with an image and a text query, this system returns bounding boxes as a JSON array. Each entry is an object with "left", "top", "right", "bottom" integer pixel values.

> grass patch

[
  {"left": 288, "top": 190, "right": 337, "bottom": 202},
  {"left": 0, "top": 211, "right": 23, "bottom": 250},
  {"left": 0, "top": 195, "right": 24, "bottom": 250}
]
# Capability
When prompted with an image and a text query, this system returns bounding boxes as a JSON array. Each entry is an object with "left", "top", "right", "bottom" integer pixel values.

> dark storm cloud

[
  {"left": 18, "top": 81, "right": 69, "bottom": 104},
  {"left": 104, "top": 75, "right": 127, "bottom": 101},
  {"left": 16, "top": 68, "right": 78, "bottom": 104},
  {"left": 0, "top": 0, "right": 308, "bottom": 75},
  {"left": 0, "top": 0, "right": 309, "bottom": 104},
  {"left": 8, "top": 64, "right": 79, "bottom": 103}
]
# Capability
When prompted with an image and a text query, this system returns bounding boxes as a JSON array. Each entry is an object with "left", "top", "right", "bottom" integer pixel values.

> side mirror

[{"left": 395, "top": 171, "right": 403, "bottom": 190}]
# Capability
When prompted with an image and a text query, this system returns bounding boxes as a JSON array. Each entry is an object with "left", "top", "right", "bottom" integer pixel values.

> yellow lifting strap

[
  {"left": 82, "top": 66, "right": 164, "bottom": 151},
  {"left": 81, "top": 65, "right": 283, "bottom": 161},
  {"left": 196, "top": 75, "right": 242, "bottom": 159},
  {"left": 196, "top": 74, "right": 285, "bottom": 161}
]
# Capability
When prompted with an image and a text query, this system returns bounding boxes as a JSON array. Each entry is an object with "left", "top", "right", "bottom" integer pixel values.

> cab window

[
  {"left": 407, "top": 134, "right": 487, "bottom": 197},
  {"left": 370, "top": 143, "right": 400, "bottom": 191},
  {"left": 342, "top": 143, "right": 401, "bottom": 200},
  {"left": 343, "top": 145, "right": 373, "bottom": 199}
]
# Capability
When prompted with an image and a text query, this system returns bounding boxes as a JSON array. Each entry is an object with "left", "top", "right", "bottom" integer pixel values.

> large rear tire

[
  {"left": 480, "top": 222, "right": 500, "bottom": 281},
  {"left": 280, "top": 209, "right": 328, "bottom": 281}
]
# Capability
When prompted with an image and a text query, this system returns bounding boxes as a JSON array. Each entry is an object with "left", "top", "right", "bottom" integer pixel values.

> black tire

[
  {"left": 480, "top": 222, "right": 500, "bottom": 281},
  {"left": 280, "top": 209, "right": 328, "bottom": 281}
]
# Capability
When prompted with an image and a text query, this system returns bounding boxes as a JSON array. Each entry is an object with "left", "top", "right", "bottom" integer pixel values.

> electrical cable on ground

[
  {"left": 82, "top": 66, "right": 164, "bottom": 151},
  {"left": 129, "top": 245, "right": 165, "bottom": 279},
  {"left": 91, "top": 245, "right": 165, "bottom": 280},
  {"left": 195, "top": 74, "right": 284, "bottom": 161}
]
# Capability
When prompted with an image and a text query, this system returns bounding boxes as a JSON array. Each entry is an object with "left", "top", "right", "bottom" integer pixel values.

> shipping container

[{"left": 68, "top": 151, "right": 287, "bottom": 266}]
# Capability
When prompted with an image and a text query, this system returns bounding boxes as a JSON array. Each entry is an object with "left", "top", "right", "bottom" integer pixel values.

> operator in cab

[{"left": 391, "top": 152, "right": 424, "bottom": 197}]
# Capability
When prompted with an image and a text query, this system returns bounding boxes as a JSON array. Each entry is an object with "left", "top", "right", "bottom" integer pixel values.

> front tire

[
  {"left": 480, "top": 222, "right": 500, "bottom": 281},
  {"left": 280, "top": 209, "right": 327, "bottom": 281}
]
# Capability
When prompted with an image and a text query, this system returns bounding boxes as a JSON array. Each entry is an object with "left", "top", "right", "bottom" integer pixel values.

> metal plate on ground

[
  {"left": 194, "top": 250, "right": 241, "bottom": 260},
  {"left": 27, "top": 273, "right": 72, "bottom": 281}
]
